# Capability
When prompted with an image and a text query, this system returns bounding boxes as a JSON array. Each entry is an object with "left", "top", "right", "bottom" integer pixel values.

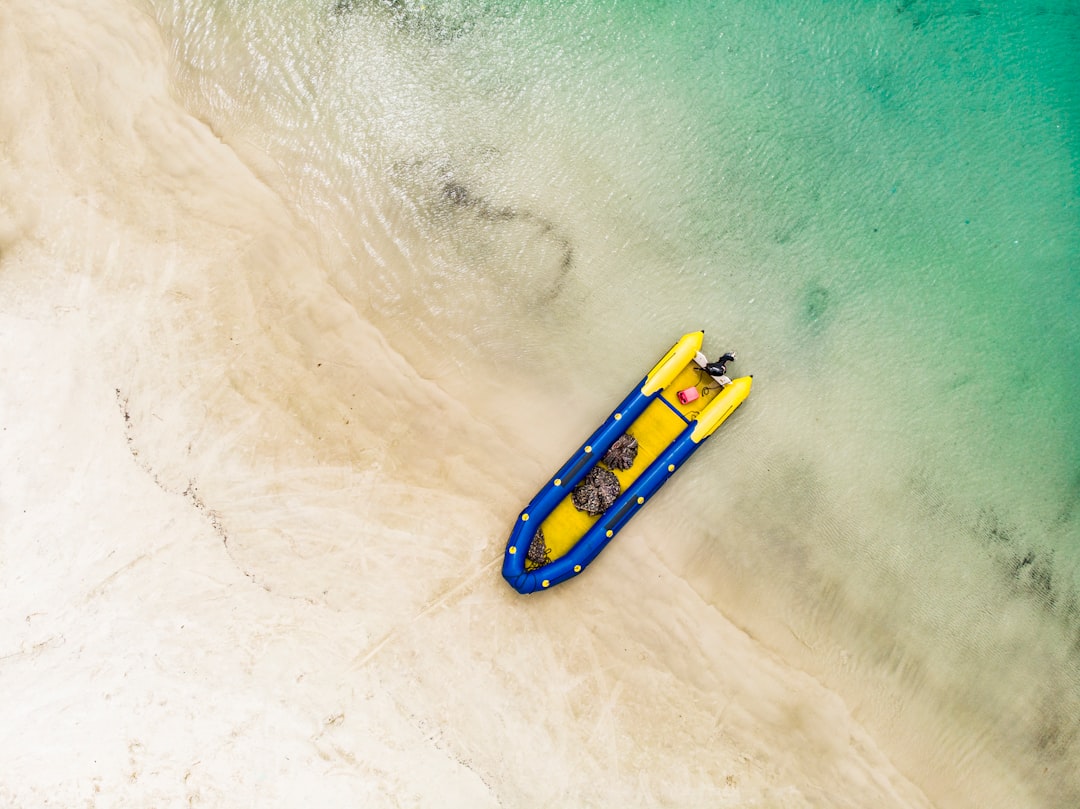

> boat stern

[{"left": 690, "top": 375, "right": 752, "bottom": 442}]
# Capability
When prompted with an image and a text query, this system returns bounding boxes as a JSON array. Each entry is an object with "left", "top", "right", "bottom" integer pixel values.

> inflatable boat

[{"left": 501, "top": 331, "right": 751, "bottom": 594}]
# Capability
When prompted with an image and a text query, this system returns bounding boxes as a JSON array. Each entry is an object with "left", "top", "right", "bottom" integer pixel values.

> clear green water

[{"left": 147, "top": 0, "right": 1079, "bottom": 802}]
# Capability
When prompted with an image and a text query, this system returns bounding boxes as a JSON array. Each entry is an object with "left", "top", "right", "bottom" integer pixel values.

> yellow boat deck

[{"left": 533, "top": 360, "right": 722, "bottom": 565}]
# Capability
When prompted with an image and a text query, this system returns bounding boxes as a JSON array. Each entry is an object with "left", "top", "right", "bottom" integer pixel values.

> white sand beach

[{"left": 2, "top": 1, "right": 1074, "bottom": 807}]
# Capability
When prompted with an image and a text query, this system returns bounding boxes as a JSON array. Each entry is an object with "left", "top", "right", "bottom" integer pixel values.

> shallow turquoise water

[{"left": 148, "top": 0, "right": 1079, "bottom": 802}]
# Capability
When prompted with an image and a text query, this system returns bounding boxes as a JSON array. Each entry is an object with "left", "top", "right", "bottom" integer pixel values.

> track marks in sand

[
  {"left": 350, "top": 554, "right": 503, "bottom": 670},
  {"left": 112, "top": 385, "right": 282, "bottom": 599}
]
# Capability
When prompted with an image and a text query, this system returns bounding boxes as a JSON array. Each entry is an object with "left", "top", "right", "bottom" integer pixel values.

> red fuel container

[{"left": 677, "top": 386, "right": 700, "bottom": 405}]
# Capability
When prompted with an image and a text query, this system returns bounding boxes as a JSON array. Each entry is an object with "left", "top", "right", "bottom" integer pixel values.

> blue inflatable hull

[{"left": 501, "top": 333, "right": 752, "bottom": 594}]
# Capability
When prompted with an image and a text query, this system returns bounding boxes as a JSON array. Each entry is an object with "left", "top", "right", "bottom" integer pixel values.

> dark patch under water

[
  {"left": 332, "top": 0, "right": 520, "bottom": 42},
  {"left": 802, "top": 281, "right": 832, "bottom": 330},
  {"left": 390, "top": 156, "right": 574, "bottom": 301},
  {"left": 970, "top": 501, "right": 1080, "bottom": 623}
]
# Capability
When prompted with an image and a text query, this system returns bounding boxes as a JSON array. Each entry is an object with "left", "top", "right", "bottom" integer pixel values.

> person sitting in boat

[{"left": 705, "top": 351, "right": 736, "bottom": 379}]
